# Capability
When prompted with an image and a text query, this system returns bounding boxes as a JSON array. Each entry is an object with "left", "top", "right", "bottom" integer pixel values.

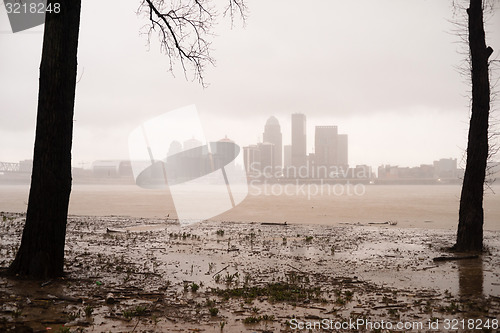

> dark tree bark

[
  {"left": 7, "top": 0, "right": 244, "bottom": 280},
  {"left": 8, "top": 0, "right": 81, "bottom": 279},
  {"left": 454, "top": 0, "right": 493, "bottom": 252}
]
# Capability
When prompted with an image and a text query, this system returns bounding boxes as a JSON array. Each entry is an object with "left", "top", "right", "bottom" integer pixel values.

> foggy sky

[{"left": 1, "top": 0, "right": 500, "bottom": 170}]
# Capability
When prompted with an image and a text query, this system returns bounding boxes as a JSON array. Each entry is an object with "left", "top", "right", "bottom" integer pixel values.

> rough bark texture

[
  {"left": 8, "top": 0, "right": 81, "bottom": 279},
  {"left": 455, "top": 0, "right": 493, "bottom": 252}
]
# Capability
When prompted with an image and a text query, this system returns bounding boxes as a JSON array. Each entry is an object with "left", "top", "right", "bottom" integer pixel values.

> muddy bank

[{"left": 0, "top": 213, "right": 499, "bottom": 332}]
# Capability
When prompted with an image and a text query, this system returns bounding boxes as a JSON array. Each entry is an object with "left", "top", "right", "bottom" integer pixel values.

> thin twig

[{"left": 212, "top": 265, "right": 229, "bottom": 278}]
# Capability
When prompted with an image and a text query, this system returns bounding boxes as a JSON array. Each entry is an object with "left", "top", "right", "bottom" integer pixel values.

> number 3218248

[
  {"left": 443, "top": 318, "right": 498, "bottom": 330},
  {"left": 5, "top": 2, "right": 60, "bottom": 14}
]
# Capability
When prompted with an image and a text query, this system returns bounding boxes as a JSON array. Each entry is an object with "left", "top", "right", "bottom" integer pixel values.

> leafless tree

[
  {"left": 452, "top": 0, "right": 496, "bottom": 252},
  {"left": 137, "top": 0, "right": 247, "bottom": 86},
  {"left": 8, "top": 0, "right": 247, "bottom": 279}
]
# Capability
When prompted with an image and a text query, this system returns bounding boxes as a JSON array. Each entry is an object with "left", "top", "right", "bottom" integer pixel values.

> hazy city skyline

[{"left": 1, "top": 1, "right": 500, "bottom": 171}]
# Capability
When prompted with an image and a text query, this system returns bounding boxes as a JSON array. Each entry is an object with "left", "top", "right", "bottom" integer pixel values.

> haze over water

[{"left": 1, "top": 184, "right": 499, "bottom": 231}]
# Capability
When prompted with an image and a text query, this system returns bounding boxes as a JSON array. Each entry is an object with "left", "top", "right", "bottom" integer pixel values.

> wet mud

[{"left": 0, "top": 212, "right": 499, "bottom": 332}]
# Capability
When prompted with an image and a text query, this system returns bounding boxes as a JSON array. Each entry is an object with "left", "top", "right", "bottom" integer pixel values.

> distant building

[
  {"left": 283, "top": 145, "right": 292, "bottom": 169},
  {"left": 92, "top": 160, "right": 132, "bottom": 178},
  {"left": 337, "top": 134, "right": 348, "bottom": 167},
  {"left": 378, "top": 161, "right": 453, "bottom": 180},
  {"left": 349, "top": 165, "right": 372, "bottom": 179},
  {"left": 183, "top": 137, "right": 203, "bottom": 151},
  {"left": 378, "top": 165, "right": 403, "bottom": 179},
  {"left": 214, "top": 136, "right": 238, "bottom": 169},
  {"left": 163, "top": 138, "right": 205, "bottom": 183},
  {"left": 263, "top": 116, "right": 282, "bottom": 170},
  {"left": 258, "top": 142, "right": 275, "bottom": 176},
  {"left": 433, "top": 158, "right": 457, "bottom": 179},
  {"left": 243, "top": 145, "right": 260, "bottom": 177},
  {"left": 167, "top": 141, "right": 182, "bottom": 157},
  {"left": 242, "top": 142, "right": 275, "bottom": 178},
  {"left": 19, "top": 159, "right": 33, "bottom": 173},
  {"left": 315, "top": 126, "right": 338, "bottom": 168},
  {"left": 218, "top": 136, "right": 233, "bottom": 143},
  {"left": 291, "top": 113, "right": 307, "bottom": 168},
  {"left": 419, "top": 164, "right": 434, "bottom": 178}
]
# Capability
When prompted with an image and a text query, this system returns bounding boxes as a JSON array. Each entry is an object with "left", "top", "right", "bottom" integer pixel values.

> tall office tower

[
  {"left": 258, "top": 142, "right": 275, "bottom": 175},
  {"left": 283, "top": 145, "right": 292, "bottom": 169},
  {"left": 243, "top": 145, "right": 261, "bottom": 176},
  {"left": 263, "top": 116, "right": 282, "bottom": 170},
  {"left": 337, "top": 134, "right": 348, "bottom": 167},
  {"left": 315, "top": 126, "right": 338, "bottom": 168},
  {"left": 181, "top": 137, "right": 204, "bottom": 180},
  {"left": 291, "top": 113, "right": 307, "bottom": 168}
]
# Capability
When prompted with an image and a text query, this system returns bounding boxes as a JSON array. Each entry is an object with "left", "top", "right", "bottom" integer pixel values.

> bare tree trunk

[
  {"left": 8, "top": 0, "right": 81, "bottom": 279},
  {"left": 454, "top": 0, "right": 493, "bottom": 252}
]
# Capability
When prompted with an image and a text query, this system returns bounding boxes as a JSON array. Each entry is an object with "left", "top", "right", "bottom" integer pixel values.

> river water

[{"left": 1, "top": 183, "right": 499, "bottom": 230}]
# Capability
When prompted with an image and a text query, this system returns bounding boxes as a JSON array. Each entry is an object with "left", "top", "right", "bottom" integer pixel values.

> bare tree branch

[
  {"left": 137, "top": 0, "right": 247, "bottom": 87},
  {"left": 223, "top": 0, "right": 248, "bottom": 28}
]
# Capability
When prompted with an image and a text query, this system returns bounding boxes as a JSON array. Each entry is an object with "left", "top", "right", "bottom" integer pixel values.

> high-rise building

[
  {"left": 315, "top": 126, "right": 338, "bottom": 167},
  {"left": 258, "top": 142, "right": 274, "bottom": 175},
  {"left": 283, "top": 145, "right": 292, "bottom": 169},
  {"left": 263, "top": 116, "right": 282, "bottom": 170},
  {"left": 243, "top": 145, "right": 261, "bottom": 176},
  {"left": 337, "top": 134, "right": 348, "bottom": 167},
  {"left": 291, "top": 113, "right": 307, "bottom": 168}
]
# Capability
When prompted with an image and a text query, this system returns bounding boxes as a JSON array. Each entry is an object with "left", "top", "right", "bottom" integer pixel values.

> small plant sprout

[
  {"left": 84, "top": 304, "right": 93, "bottom": 317},
  {"left": 209, "top": 307, "right": 219, "bottom": 316}
]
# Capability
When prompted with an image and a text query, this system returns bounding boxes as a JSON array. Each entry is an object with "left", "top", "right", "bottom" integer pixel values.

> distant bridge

[{"left": 0, "top": 162, "right": 20, "bottom": 173}]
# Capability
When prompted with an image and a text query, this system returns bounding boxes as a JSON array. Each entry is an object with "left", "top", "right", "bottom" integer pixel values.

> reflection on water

[{"left": 458, "top": 258, "right": 483, "bottom": 298}]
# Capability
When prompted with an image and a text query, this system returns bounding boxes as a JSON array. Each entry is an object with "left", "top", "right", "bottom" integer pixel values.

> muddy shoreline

[{"left": 1, "top": 212, "right": 499, "bottom": 332}]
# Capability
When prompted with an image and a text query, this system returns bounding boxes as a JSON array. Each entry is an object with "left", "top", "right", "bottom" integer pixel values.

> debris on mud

[{"left": 0, "top": 212, "right": 499, "bottom": 332}]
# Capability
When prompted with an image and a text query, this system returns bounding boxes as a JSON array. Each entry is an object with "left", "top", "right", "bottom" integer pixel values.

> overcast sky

[{"left": 1, "top": 0, "right": 500, "bottom": 171}]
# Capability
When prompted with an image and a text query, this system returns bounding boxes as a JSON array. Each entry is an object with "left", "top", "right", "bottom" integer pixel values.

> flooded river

[{"left": 0, "top": 184, "right": 499, "bottom": 230}]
